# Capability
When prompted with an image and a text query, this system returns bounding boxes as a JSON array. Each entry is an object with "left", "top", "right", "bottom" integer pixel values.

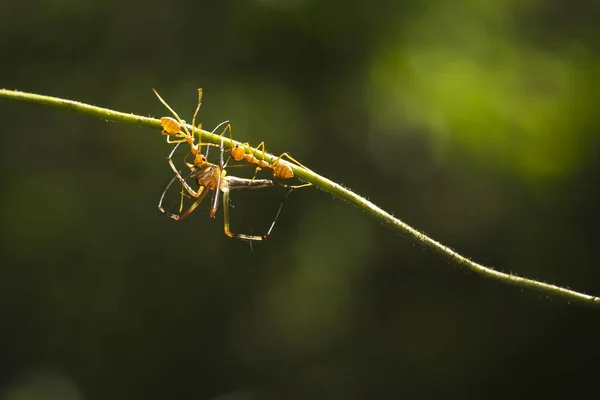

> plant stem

[{"left": 1, "top": 88, "right": 598, "bottom": 307}]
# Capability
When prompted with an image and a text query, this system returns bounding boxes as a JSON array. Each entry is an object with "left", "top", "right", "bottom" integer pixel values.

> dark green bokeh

[{"left": 1, "top": 0, "right": 599, "bottom": 399}]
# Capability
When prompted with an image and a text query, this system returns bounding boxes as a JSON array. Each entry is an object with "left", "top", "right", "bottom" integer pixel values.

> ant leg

[
  {"left": 165, "top": 135, "right": 188, "bottom": 144},
  {"left": 274, "top": 175, "right": 312, "bottom": 189},
  {"left": 272, "top": 152, "right": 312, "bottom": 172},
  {"left": 255, "top": 141, "right": 268, "bottom": 161},
  {"left": 159, "top": 116, "right": 189, "bottom": 144},
  {"left": 247, "top": 141, "right": 266, "bottom": 180},
  {"left": 217, "top": 123, "right": 245, "bottom": 165},
  {"left": 190, "top": 88, "right": 209, "bottom": 151},
  {"left": 250, "top": 166, "right": 262, "bottom": 181},
  {"left": 190, "top": 88, "right": 203, "bottom": 136},
  {"left": 217, "top": 122, "right": 239, "bottom": 154}
]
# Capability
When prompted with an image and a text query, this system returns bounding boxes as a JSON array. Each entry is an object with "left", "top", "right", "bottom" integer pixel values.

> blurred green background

[{"left": 1, "top": 0, "right": 599, "bottom": 398}]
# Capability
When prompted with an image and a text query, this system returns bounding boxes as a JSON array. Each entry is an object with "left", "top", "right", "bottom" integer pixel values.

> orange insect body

[
  {"left": 158, "top": 115, "right": 209, "bottom": 169},
  {"left": 229, "top": 141, "right": 297, "bottom": 183},
  {"left": 160, "top": 116, "right": 182, "bottom": 136},
  {"left": 232, "top": 146, "right": 272, "bottom": 170}
]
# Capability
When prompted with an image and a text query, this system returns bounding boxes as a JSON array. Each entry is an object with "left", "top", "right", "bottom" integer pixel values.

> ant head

[
  {"left": 194, "top": 154, "right": 208, "bottom": 168},
  {"left": 231, "top": 144, "right": 245, "bottom": 161}
]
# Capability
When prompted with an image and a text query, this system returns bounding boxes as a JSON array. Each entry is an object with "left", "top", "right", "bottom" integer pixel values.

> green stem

[{"left": 1, "top": 88, "right": 598, "bottom": 307}]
